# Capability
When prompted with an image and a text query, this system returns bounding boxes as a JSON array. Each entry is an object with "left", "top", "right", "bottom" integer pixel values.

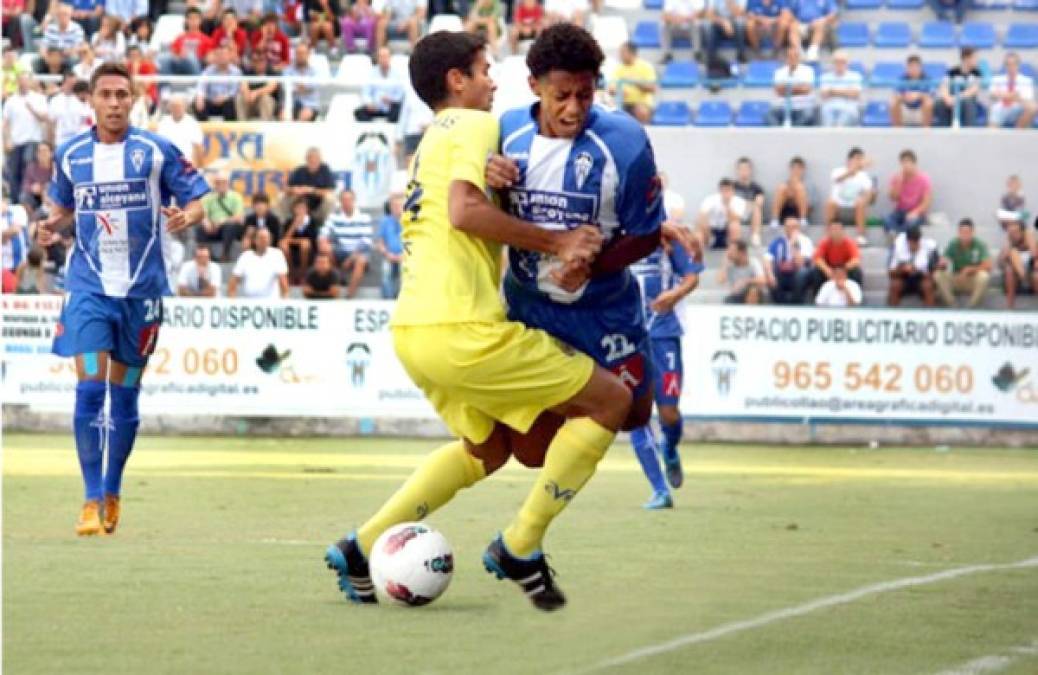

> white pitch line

[
  {"left": 586, "top": 556, "right": 1038, "bottom": 673},
  {"left": 934, "top": 641, "right": 1038, "bottom": 675}
]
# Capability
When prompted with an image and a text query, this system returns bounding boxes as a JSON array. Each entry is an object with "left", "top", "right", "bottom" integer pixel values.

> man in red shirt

[
  {"left": 160, "top": 8, "right": 213, "bottom": 75},
  {"left": 811, "top": 220, "right": 863, "bottom": 298},
  {"left": 126, "top": 45, "right": 159, "bottom": 108},
  {"left": 250, "top": 13, "right": 292, "bottom": 72},
  {"left": 510, "top": 0, "right": 544, "bottom": 54},
  {"left": 211, "top": 9, "right": 249, "bottom": 66}
]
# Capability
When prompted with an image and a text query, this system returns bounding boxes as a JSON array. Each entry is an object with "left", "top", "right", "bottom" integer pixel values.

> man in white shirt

[
  {"left": 989, "top": 52, "right": 1037, "bottom": 130},
  {"left": 228, "top": 228, "right": 289, "bottom": 299},
  {"left": 888, "top": 226, "right": 937, "bottom": 306},
  {"left": 354, "top": 47, "right": 406, "bottom": 122},
  {"left": 819, "top": 50, "right": 862, "bottom": 127},
  {"left": 661, "top": 0, "right": 702, "bottom": 64},
  {"left": 544, "top": 0, "right": 589, "bottom": 26},
  {"left": 1, "top": 192, "right": 31, "bottom": 273},
  {"left": 769, "top": 45, "right": 817, "bottom": 127},
  {"left": 824, "top": 147, "right": 874, "bottom": 246},
  {"left": 48, "top": 73, "right": 93, "bottom": 148},
  {"left": 696, "top": 178, "right": 747, "bottom": 250},
  {"left": 177, "top": 246, "right": 223, "bottom": 297},
  {"left": 375, "top": 0, "right": 427, "bottom": 49},
  {"left": 815, "top": 265, "right": 861, "bottom": 307},
  {"left": 156, "top": 94, "right": 205, "bottom": 168},
  {"left": 661, "top": 172, "right": 687, "bottom": 224},
  {"left": 3, "top": 73, "right": 48, "bottom": 207},
  {"left": 764, "top": 215, "right": 814, "bottom": 304},
  {"left": 42, "top": 3, "right": 86, "bottom": 60}
]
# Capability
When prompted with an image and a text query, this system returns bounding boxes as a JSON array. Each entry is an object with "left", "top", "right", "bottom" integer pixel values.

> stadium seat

[
  {"left": 846, "top": 0, "right": 882, "bottom": 8},
  {"left": 644, "top": 0, "right": 663, "bottom": 9},
  {"left": 632, "top": 21, "right": 662, "bottom": 49},
  {"left": 1004, "top": 24, "right": 1038, "bottom": 49},
  {"left": 870, "top": 61, "right": 905, "bottom": 87},
  {"left": 874, "top": 22, "right": 912, "bottom": 48},
  {"left": 960, "top": 22, "right": 996, "bottom": 49},
  {"left": 660, "top": 61, "right": 700, "bottom": 87},
  {"left": 850, "top": 61, "right": 869, "bottom": 80},
  {"left": 887, "top": 0, "right": 924, "bottom": 8},
  {"left": 652, "top": 101, "right": 692, "bottom": 126},
  {"left": 1022, "top": 63, "right": 1038, "bottom": 78},
  {"left": 592, "top": 16, "right": 630, "bottom": 51},
  {"left": 309, "top": 53, "right": 332, "bottom": 79},
  {"left": 1015, "top": 0, "right": 1038, "bottom": 9},
  {"left": 742, "top": 60, "right": 779, "bottom": 87},
  {"left": 734, "top": 101, "right": 770, "bottom": 126},
  {"left": 694, "top": 100, "right": 732, "bottom": 126},
  {"left": 919, "top": 22, "right": 957, "bottom": 48},
  {"left": 428, "top": 14, "right": 464, "bottom": 33},
  {"left": 151, "top": 14, "right": 183, "bottom": 52},
  {"left": 862, "top": 101, "right": 892, "bottom": 127},
  {"left": 390, "top": 53, "right": 409, "bottom": 78},
  {"left": 923, "top": 61, "right": 948, "bottom": 85},
  {"left": 335, "top": 54, "right": 372, "bottom": 86},
  {"left": 326, "top": 93, "right": 361, "bottom": 124},
  {"left": 836, "top": 22, "right": 870, "bottom": 48},
  {"left": 971, "top": 0, "right": 1009, "bottom": 8},
  {"left": 605, "top": 0, "right": 641, "bottom": 10}
]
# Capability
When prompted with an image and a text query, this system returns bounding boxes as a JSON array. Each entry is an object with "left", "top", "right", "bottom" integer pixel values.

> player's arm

[
  {"left": 651, "top": 243, "right": 701, "bottom": 313},
  {"left": 161, "top": 142, "right": 212, "bottom": 234}
]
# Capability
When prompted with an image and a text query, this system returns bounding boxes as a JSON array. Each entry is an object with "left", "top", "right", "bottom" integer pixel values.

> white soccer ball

[{"left": 369, "top": 522, "right": 454, "bottom": 607}]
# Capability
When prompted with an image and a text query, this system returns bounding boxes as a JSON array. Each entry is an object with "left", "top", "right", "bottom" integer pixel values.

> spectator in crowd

[
  {"left": 70, "top": 44, "right": 99, "bottom": 83},
  {"left": 935, "top": 218, "right": 991, "bottom": 308},
  {"left": 35, "top": 47, "right": 73, "bottom": 95},
  {"left": 283, "top": 42, "right": 321, "bottom": 121},
  {"left": 510, "top": 0, "right": 545, "bottom": 55},
  {"left": 747, "top": 0, "right": 793, "bottom": 56},
  {"left": 930, "top": 0, "right": 966, "bottom": 24},
  {"left": 18, "top": 140, "right": 53, "bottom": 214},
  {"left": 376, "top": 193, "right": 404, "bottom": 299},
  {"left": 43, "top": 3, "right": 87, "bottom": 60},
  {"left": 128, "top": 80, "right": 152, "bottom": 127},
  {"left": 819, "top": 50, "right": 862, "bottom": 127},
  {"left": 162, "top": 7, "right": 212, "bottom": 75},
  {"left": 999, "top": 218, "right": 1036, "bottom": 309},
  {"left": 280, "top": 197, "right": 318, "bottom": 284},
  {"left": 825, "top": 147, "right": 873, "bottom": 246},
  {"left": 610, "top": 42, "right": 657, "bottom": 125},
  {"left": 377, "top": 0, "right": 426, "bottom": 49},
  {"left": 885, "top": 149, "right": 931, "bottom": 236},
  {"left": 765, "top": 215, "right": 813, "bottom": 304},
  {"left": 733, "top": 157, "right": 765, "bottom": 247},
  {"left": 466, "top": 0, "right": 504, "bottom": 58},
  {"left": 156, "top": 94, "right": 205, "bottom": 168},
  {"left": 720, "top": 239, "right": 766, "bottom": 304},
  {"left": 935, "top": 48, "right": 983, "bottom": 128},
  {"left": 697, "top": 178, "right": 747, "bottom": 250},
  {"left": 319, "top": 189, "right": 372, "bottom": 299},
  {"left": 544, "top": 0, "right": 589, "bottom": 26},
  {"left": 888, "top": 226, "right": 937, "bottom": 307},
  {"left": 125, "top": 45, "right": 158, "bottom": 109},
  {"left": 177, "top": 246, "right": 223, "bottom": 297},
  {"left": 229, "top": 228, "right": 289, "bottom": 299},
  {"left": 125, "top": 15, "right": 153, "bottom": 53},
  {"left": 212, "top": 9, "right": 249, "bottom": 64},
  {"left": 355, "top": 47, "right": 406, "bottom": 122},
  {"left": 2, "top": 0, "right": 37, "bottom": 50},
  {"left": 243, "top": 192, "right": 282, "bottom": 250},
  {"left": 238, "top": 49, "right": 281, "bottom": 121},
  {"left": 341, "top": 0, "right": 378, "bottom": 55},
  {"left": 303, "top": 251, "right": 342, "bottom": 299},
  {"left": 306, "top": 0, "right": 341, "bottom": 50},
  {"left": 283, "top": 146, "right": 337, "bottom": 222},
  {"left": 771, "top": 156, "right": 810, "bottom": 229},
  {"left": 891, "top": 55, "right": 934, "bottom": 128},
  {"left": 14, "top": 246, "right": 51, "bottom": 294},
  {"left": 252, "top": 12, "right": 292, "bottom": 70},
  {"left": 660, "top": 0, "right": 699, "bottom": 65},
  {"left": 3, "top": 51, "right": 29, "bottom": 99},
  {"left": 104, "top": 0, "right": 148, "bottom": 25},
  {"left": 194, "top": 44, "right": 243, "bottom": 121},
  {"left": 769, "top": 46, "right": 816, "bottom": 127},
  {"left": 989, "top": 53, "right": 1036, "bottom": 130},
  {"left": 199, "top": 171, "right": 247, "bottom": 262},
  {"left": 90, "top": 14, "right": 126, "bottom": 62},
  {"left": 1, "top": 189, "right": 31, "bottom": 274},
  {"left": 1000, "top": 174, "right": 1026, "bottom": 221},
  {"left": 793, "top": 0, "right": 836, "bottom": 63},
  {"left": 660, "top": 172, "right": 687, "bottom": 224},
  {"left": 398, "top": 85, "right": 433, "bottom": 165},
  {"left": 48, "top": 74, "right": 93, "bottom": 148},
  {"left": 814, "top": 265, "right": 861, "bottom": 307},
  {"left": 811, "top": 219, "right": 862, "bottom": 292},
  {"left": 3, "top": 74, "right": 47, "bottom": 206},
  {"left": 227, "top": 0, "right": 263, "bottom": 28},
  {"left": 700, "top": 0, "right": 748, "bottom": 65}
]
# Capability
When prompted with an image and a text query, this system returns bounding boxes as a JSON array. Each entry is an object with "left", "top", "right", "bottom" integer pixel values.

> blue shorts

[
  {"left": 505, "top": 278, "right": 654, "bottom": 400},
  {"left": 53, "top": 292, "right": 163, "bottom": 368},
  {"left": 651, "top": 337, "right": 683, "bottom": 407}
]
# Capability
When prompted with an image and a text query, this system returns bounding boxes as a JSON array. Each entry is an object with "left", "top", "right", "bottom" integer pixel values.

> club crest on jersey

[
  {"left": 131, "top": 148, "right": 146, "bottom": 173},
  {"left": 574, "top": 152, "right": 594, "bottom": 190}
]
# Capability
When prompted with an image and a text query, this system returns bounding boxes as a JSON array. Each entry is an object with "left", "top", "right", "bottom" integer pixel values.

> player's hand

[
  {"left": 661, "top": 221, "right": 696, "bottom": 253},
  {"left": 555, "top": 225, "right": 603, "bottom": 266},
  {"left": 651, "top": 289, "right": 680, "bottom": 314},
  {"left": 163, "top": 206, "right": 190, "bottom": 233},
  {"left": 485, "top": 153, "right": 519, "bottom": 190},
  {"left": 36, "top": 213, "right": 63, "bottom": 247},
  {"left": 550, "top": 259, "right": 592, "bottom": 293}
]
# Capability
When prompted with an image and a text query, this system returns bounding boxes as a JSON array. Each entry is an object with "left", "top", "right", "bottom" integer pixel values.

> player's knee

[
  {"left": 621, "top": 391, "right": 653, "bottom": 431},
  {"left": 466, "top": 428, "right": 511, "bottom": 475},
  {"left": 658, "top": 405, "right": 681, "bottom": 427},
  {"left": 509, "top": 414, "right": 563, "bottom": 468}
]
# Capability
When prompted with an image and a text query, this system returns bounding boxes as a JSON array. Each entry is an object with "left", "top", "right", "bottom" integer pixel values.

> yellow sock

[
  {"left": 502, "top": 418, "right": 615, "bottom": 558},
  {"left": 357, "top": 440, "right": 485, "bottom": 554}
]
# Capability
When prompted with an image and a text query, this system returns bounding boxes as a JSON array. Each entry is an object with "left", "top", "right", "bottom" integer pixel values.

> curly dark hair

[
  {"left": 409, "top": 31, "right": 487, "bottom": 109},
  {"left": 526, "top": 23, "right": 605, "bottom": 80}
]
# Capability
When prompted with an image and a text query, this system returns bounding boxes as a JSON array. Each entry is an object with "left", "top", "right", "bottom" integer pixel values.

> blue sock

[
  {"left": 104, "top": 384, "right": 140, "bottom": 497},
  {"left": 73, "top": 381, "right": 107, "bottom": 501},
  {"left": 630, "top": 426, "right": 668, "bottom": 494},
  {"left": 661, "top": 419, "right": 683, "bottom": 461}
]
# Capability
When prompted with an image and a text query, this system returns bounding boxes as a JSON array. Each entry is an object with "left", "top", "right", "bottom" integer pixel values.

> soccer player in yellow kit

[{"left": 324, "top": 31, "right": 632, "bottom": 611}]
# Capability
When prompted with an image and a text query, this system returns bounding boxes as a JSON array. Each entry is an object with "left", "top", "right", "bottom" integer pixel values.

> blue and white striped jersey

[
  {"left": 48, "top": 126, "right": 211, "bottom": 298},
  {"left": 630, "top": 240, "right": 703, "bottom": 338},
  {"left": 321, "top": 208, "right": 373, "bottom": 254},
  {"left": 500, "top": 104, "right": 664, "bottom": 305}
]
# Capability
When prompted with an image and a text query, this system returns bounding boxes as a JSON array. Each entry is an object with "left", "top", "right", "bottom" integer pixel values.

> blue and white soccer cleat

[
  {"left": 324, "top": 533, "right": 377, "bottom": 604},
  {"left": 661, "top": 448, "right": 684, "bottom": 489},
  {"left": 482, "top": 535, "right": 566, "bottom": 612},
  {"left": 643, "top": 490, "right": 674, "bottom": 510}
]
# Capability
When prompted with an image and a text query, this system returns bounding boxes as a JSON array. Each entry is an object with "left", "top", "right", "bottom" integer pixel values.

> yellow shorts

[{"left": 392, "top": 321, "right": 595, "bottom": 445}]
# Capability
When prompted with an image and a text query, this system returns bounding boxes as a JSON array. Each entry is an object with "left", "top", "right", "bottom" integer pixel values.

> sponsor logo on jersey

[
  {"left": 70, "top": 156, "right": 93, "bottom": 166},
  {"left": 137, "top": 323, "right": 159, "bottom": 357},
  {"left": 75, "top": 179, "right": 151, "bottom": 213},
  {"left": 544, "top": 480, "right": 577, "bottom": 502},
  {"left": 573, "top": 151, "right": 594, "bottom": 190},
  {"left": 508, "top": 188, "right": 597, "bottom": 226},
  {"left": 96, "top": 212, "right": 115, "bottom": 235},
  {"left": 610, "top": 353, "right": 646, "bottom": 391},
  {"left": 663, "top": 371, "right": 681, "bottom": 397}
]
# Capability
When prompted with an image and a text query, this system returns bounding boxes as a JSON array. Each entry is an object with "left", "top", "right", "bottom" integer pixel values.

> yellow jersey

[
  {"left": 613, "top": 58, "right": 657, "bottom": 108},
  {"left": 392, "top": 108, "right": 507, "bottom": 327}
]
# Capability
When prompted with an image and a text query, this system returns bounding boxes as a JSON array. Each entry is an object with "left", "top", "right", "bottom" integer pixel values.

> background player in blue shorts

[
  {"left": 39, "top": 62, "right": 210, "bottom": 536},
  {"left": 629, "top": 232, "right": 704, "bottom": 509}
]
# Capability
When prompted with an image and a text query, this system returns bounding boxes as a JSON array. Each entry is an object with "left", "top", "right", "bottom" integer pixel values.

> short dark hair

[
  {"left": 958, "top": 218, "right": 974, "bottom": 229},
  {"left": 262, "top": 11, "right": 278, "bottom": 24},
  {"left": 526, "top": 23, "right": 604, "bottom": 80},
  {"left": 719, "top": 178, "right": 734, "bottom": 189},
  {"left": 222, "top": 8, "right": 237, "bottom": 18},
  {"left": 733, "top": 239, "right": 748, "bottom": 253},
  {"left": 27, "top": 247, "right": 44, "bottom": 266},
  {"left": 185, "top": 7, "right": 201, "bottom": 17},
  {"left": 906, "top": 226, "right": 922, "bottom": 241},
  {"left": 621, "top": 41, "right": 637, "bottom": 55},
  {"left": 907, "top": 54, "right": 922, "bottom": 65},
  {"left": 409, "top": 31, "right": 487, "bottom": 109},
  {"left": 736, "top": 156, "right": 752, "bottom": 166},
  {"left": 961, "top": 47, "right": 976, "bottom": 59},
  {"left": 790, "top": 156, "right": 805, "bottom": 167},
  {"left": 72, "top": 80, "right": 89, "bottom": 95},
  {"left": 89, "top": 61, "right": 133, "bottom": 92},
  {"left": 848, "top": 147, "right": 864, "bottom": 159},
  {"left": 899, "top": 149, "right": 917, "bottom": 162},
  {"left": 252, "top": 192, "right": 270, "bottom": 204}
]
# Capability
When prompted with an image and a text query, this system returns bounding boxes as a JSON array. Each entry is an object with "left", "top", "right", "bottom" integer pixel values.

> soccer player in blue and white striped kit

[{"left": 38, "top": 62, "right": 211, "bottom": 536}]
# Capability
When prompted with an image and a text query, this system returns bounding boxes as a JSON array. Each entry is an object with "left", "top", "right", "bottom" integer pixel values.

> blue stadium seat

[
  {"left": 694, "top": 101, "right": 733, "bottom": 126},
  {"left": 836, "top": 22, "right": 870, "bottom": 48},
  {"left": 1004, "top": 24, "right": 1038, "bottom": 49},
  {"left": 846, "top": 0, "right": 882, "bottom": 8},
  {"left": 652, "top": 101, "right": 692, "bottom": 126},
  {"left": 1015, "top": 0, "right": 1038, "bottom": 10},
  {"left": 850, "top": 61, "right": 869, "bottom": 80},
  {"left": 660, "top": 61, "right": 700, "bottom": 87},
  {"left": 919, "top": 22, "right": 957, "bottom": 48},
  {"left": 1022, "top": 63, "right": 1038, "bottom": 78},
  {"left": 742, "top": 60, "right": 779, "bottom": 87},
  {"left": 887, "top": 0, "right": 924, "bottom": 8},
  {"left": 971, "top": 0, "right": 1009, "bottom": 8},
  {"left": 874, "top": 22, "right": 912, "bottom": 48},
  {"left": 734, "top": 101, "right": 771, "bottom": 126},
  {"left": 862, "top": 101, "right": 892, "bottom": 127},
  {"left": 644, "top": 0, "right": 663, "bottom": 9},
  {"left": 960, "top": 22, "right": 996, "bottom": 48},
  {"left": 870, "top": 61, "right": 906, "bottom": 87},
  {"left": 632, "top": 21, "right": 661, "bottom": 49},
  {"left": 924, "top": 61, "right": 948, "bottom": 86}
]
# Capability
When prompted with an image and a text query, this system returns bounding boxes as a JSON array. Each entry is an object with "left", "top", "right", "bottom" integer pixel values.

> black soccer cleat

[
  {"left": 324, "top": 533, "right": 377, "bottom": 604},
  {"left": 482, "top": 535, "right": 566, "bottom": 612}
]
